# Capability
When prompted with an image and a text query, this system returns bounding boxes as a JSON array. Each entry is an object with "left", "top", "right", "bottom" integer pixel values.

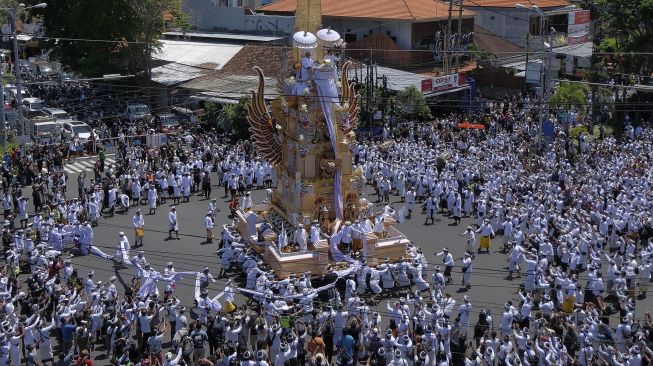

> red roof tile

[
  {"left": 473, "top": 24, "right": 524, "bottom": 57},
  {"left": 258, "top": 0, "right": 474, "bottom": 21},
  {"left": 463, "top": 0, "right": 570, "bottom": 8}
]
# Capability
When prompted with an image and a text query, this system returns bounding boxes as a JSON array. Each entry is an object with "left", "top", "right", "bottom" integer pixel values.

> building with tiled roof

[
  {"left": 462, "top": 0, "right": 571, "bottom": 8},
  {"left": 258, "top": 0, "right": 475, "bottom": 21},
  {"left": 257, "top": 0, "right": 476, "bottom": 70},
  {"left": 461, "top": 0, "right": 575, "bottom": 49}
]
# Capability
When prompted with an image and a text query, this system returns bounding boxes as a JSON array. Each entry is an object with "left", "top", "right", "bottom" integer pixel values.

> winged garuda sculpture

[
  {"left": 339, "top": 61, "right": 360, "bottom": 135},
  {"left": 246, "top": 66, "right": 283, "bottom": 166}
]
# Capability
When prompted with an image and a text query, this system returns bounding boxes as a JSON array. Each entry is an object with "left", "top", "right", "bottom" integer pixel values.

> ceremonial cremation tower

[
  {"left": 246, "top": 0, "right": 363, "bottom": 228},
  {"left": 237, "top": 0, "right": 409, "bottom": 278}
]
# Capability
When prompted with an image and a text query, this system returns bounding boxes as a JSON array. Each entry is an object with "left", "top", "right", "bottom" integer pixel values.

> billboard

[
  {"left": 421, "top": 73, "right": 466, "bottom": 93},
  {"left": 568, "top": 10, "right": 590, "bottom": 45},
  {"left": 421, "top": 79, "right": 433, "bottom": 92}
]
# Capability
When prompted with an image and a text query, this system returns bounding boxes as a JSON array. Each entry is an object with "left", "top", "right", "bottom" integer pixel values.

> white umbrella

[
  {"left": 317, "top": 27, "right": 341, "bottom": 46},
  {"left": 293, "top": 31, "right": 317, "bottom": 49}
]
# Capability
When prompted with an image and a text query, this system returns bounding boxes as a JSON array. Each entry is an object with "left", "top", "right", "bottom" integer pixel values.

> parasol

[
  {"left": 316, "top": 27, "right": 341, "bottom": 46},
  {"left": 293, "top": 31, "right": 317, "bottom": 49},
  {"left": 458, "top": 122, "right": 486, "bottom": 129}
]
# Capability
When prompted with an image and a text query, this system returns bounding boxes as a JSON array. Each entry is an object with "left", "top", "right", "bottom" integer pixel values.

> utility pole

[
  {"left": 1, "top": 82, "right": 5, "bottom": 150},
  {"left": 455, "top": 0, "right": 464, "bottom": 73},
  {"left": 523, "top": 32, "right": 530, "bottom": 93},
  {"left": 367, "top": 48, "right": 373, "bottom": 128},
  {"left": 445, "top": 0, "right": 454, "bottom": 74}
]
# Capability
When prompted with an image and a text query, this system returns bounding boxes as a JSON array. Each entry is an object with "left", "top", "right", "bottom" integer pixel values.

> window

[
  {"left": 490, "top": 15, "right": 495, "bottom": 20},
  {"left": 529, "top": 16, "right": 544, "bottom": 35}
]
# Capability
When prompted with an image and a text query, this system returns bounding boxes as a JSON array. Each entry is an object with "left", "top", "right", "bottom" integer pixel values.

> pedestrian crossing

[{"left": 64, "top": 156, "right": 116, "bottom": 175}]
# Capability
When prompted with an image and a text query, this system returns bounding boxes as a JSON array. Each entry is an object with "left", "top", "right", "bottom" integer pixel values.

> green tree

[
  {"left": 595, "top": 0, "right": 653, "bottom": 74},
  {"left": 396, "top": 85, "right": 432, "bottom": 121},
  {"left": 42, "top": 0, "right": 140, "bottom": 76},
  {"left": 550, "top": 82, "right": 589, "bottom": 112},
  {"left": 42, "top": 0, "right": 188, "bottom": 77},
  {"left": 126, "top": 0, "right": 190, "bottom": 82},
  {"left": 222, "top": 96, "right": 251, "bottom": 140}
]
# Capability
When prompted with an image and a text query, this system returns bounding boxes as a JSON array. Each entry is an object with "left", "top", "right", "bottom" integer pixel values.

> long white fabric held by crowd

[
  {"left": 137, "top": 270, "right": 198, "bottom": 298},
  {"left": 119, "top": 240, "right": 131, "bottom": 265},
  {"left": 89, "top": 245, "right": 113, "bottom": 260},
  {"left": 328, "top": 230, "right": 357, "bottom": 263},
  {"left": 313, "top": 72, "right": 343, "bottom": 220},
  {"left": 193, "top": 272, "right": 223, "bottom": 312}
]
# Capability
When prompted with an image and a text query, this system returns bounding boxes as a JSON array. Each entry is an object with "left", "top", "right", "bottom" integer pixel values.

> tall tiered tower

[
  {"left": 238, "top": 0, "right": 409, "bottom": 278},
  {"left": 246, "top": 0, "right": 362, "bottom": 228}
]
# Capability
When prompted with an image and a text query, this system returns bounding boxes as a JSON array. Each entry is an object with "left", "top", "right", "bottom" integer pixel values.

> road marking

[{"left": 64, "top": 157, "right": 116, "bottom": 174}]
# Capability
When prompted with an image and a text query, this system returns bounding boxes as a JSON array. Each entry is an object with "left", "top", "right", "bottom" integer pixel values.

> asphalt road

[{"left": 25, "top": 159, "right": 653, "bottom": 357}]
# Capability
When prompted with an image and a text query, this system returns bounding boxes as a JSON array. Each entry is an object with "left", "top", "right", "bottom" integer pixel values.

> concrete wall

[
  {"left": 323, "top": 18, "right": 413, "bottom": 50},
  {"left": 471, "top": 7, "right": 546, "bottom": 50},
  {"left": 184, "top": 0, "right": 294, "bottom": 35}
]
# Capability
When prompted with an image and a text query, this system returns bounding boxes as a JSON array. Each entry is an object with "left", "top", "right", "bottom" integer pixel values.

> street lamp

[{"left": 1, "top": 2, "right": 47, "bottom": 136}]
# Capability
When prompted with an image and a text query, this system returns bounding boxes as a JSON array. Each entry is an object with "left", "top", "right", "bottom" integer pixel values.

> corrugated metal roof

[
  {"left": 153, "top": 40, "right": 243, "bottom": 70},
  {"left": 346, "top": 65, "right": 425, "bottom": 91},
  {"left": 181, "top": 73, "right": 278, "bottom": 100},
  {"left": 259, "top": 0, "right": 475, "bottom": 20},
  {"left": 151, "top": 63, "right": 206, "bottom": 86},
  {"left": 163, "top": 31, "right": 284, "bottom": 42},
  {"left": 554, "top": 42, "right": 592, "bottom": 58}
]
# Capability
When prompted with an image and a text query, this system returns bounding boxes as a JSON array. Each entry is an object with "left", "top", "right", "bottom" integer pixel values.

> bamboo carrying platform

[{"left": 235, "top": 209, "right": 409, "bottom": 279}]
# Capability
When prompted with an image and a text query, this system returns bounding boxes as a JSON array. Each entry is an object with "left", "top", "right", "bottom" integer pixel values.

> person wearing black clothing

[
  {"left": 347, "top": 320, "right": 361, "bottom": 366},
  {"left": 321, "top": 318, "right": 335, "bottom": 364}
]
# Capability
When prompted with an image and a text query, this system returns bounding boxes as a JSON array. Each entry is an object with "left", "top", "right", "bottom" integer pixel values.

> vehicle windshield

[
  {"left": 29, "top": 102, "right": 44, "bottom": 110},
  {"left": 72, "top": 125, "right": 92, "bottom": 134},
  {"left": 131, "top": 105, "right": 149, "bottom": 114},
  {"left": 37, "top": 124, "right": 59, "bottom": 135},
  {"left": 161, "top": 116, "right": 179, "bottom": 126},
  {"left": 53, "top": 112, "right": 70, "bottom": 119}
]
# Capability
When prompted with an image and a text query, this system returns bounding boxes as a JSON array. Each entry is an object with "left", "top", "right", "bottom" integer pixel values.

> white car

[
  {"left": 62, "top": 121, "right": 95, "bottom": 140},
  {"left": 122, "top": 103, "right": 152, "bottom": 124},
  {"left": 22, "top": 97, "right": 45, "bottom": 112},
  {"left": 43, "top": 107, "right": 74, "bottom": 122}
]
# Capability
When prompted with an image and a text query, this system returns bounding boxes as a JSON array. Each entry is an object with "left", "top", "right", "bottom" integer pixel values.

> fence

[{"left": 18, "top": 132, "right": 172, "bottom": 157}]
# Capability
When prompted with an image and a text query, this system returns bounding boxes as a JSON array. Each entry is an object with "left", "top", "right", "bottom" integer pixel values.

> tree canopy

[
  {"left": 550, "top": 82, "right": 589, "bottom": 113},
  {"left": 595, "top": 0, "right": 653, "bottom": 73},
  {"left": 396, "top": 85, "right": 433, "bottom": 121},
  {"left": 222, "top": 96, "right": 251, "bottom": 140},
  {"left": 42, "top": 0, "right": 188, "bottom": 77}
]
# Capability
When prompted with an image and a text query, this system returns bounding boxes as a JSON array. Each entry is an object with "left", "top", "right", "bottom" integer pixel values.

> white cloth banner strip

[
  {"left": 313, "top": 76, "right": 344, "bottom": 219},
  {"left": 89, "top": 245, "right": 113, "bottom": 260}
]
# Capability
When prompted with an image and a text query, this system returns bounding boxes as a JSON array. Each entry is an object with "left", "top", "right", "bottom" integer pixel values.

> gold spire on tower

[{"left": 294, "top": 0, "right": 323, "bottom": 62}]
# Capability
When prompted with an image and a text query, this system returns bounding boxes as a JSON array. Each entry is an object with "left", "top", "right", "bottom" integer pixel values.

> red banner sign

[{"left": 421, "top": 73, "right": 466, "bottom": 93}]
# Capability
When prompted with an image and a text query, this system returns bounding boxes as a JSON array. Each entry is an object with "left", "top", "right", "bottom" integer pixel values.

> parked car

[
  {"left": 27, "top": 116, "right": 61, "bottom": 145},
  {"left": 22, "top": 97, "right": 45, "bottom": 112},
  {"left": 121, "top": 103, "right": 152, "bottom": 124},
  {"left": 61, "top": 121, "right": 95, "bottom": 140},
  {"left": 155, "top": 112, "right": 181, "bottom": 133},
  {"left": 6, "top": 86, "right": 31, "bottom": 102},
  {"left": 42, "top": 107, "right": 74, "bottom": 122},
  {"left": 18, "top": 60, "right": 31, "bottom": 77},
  {"left": 33, "top": 61, "right": 54, "bottom": 77}
]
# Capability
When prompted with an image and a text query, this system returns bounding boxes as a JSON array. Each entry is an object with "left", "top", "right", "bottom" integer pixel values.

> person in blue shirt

[
  {"left": 336, "top": 329, "right": 355, "bottom": 366},
  {"left": 60, "top": 318, "right": 77, "bottom": 355}
]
